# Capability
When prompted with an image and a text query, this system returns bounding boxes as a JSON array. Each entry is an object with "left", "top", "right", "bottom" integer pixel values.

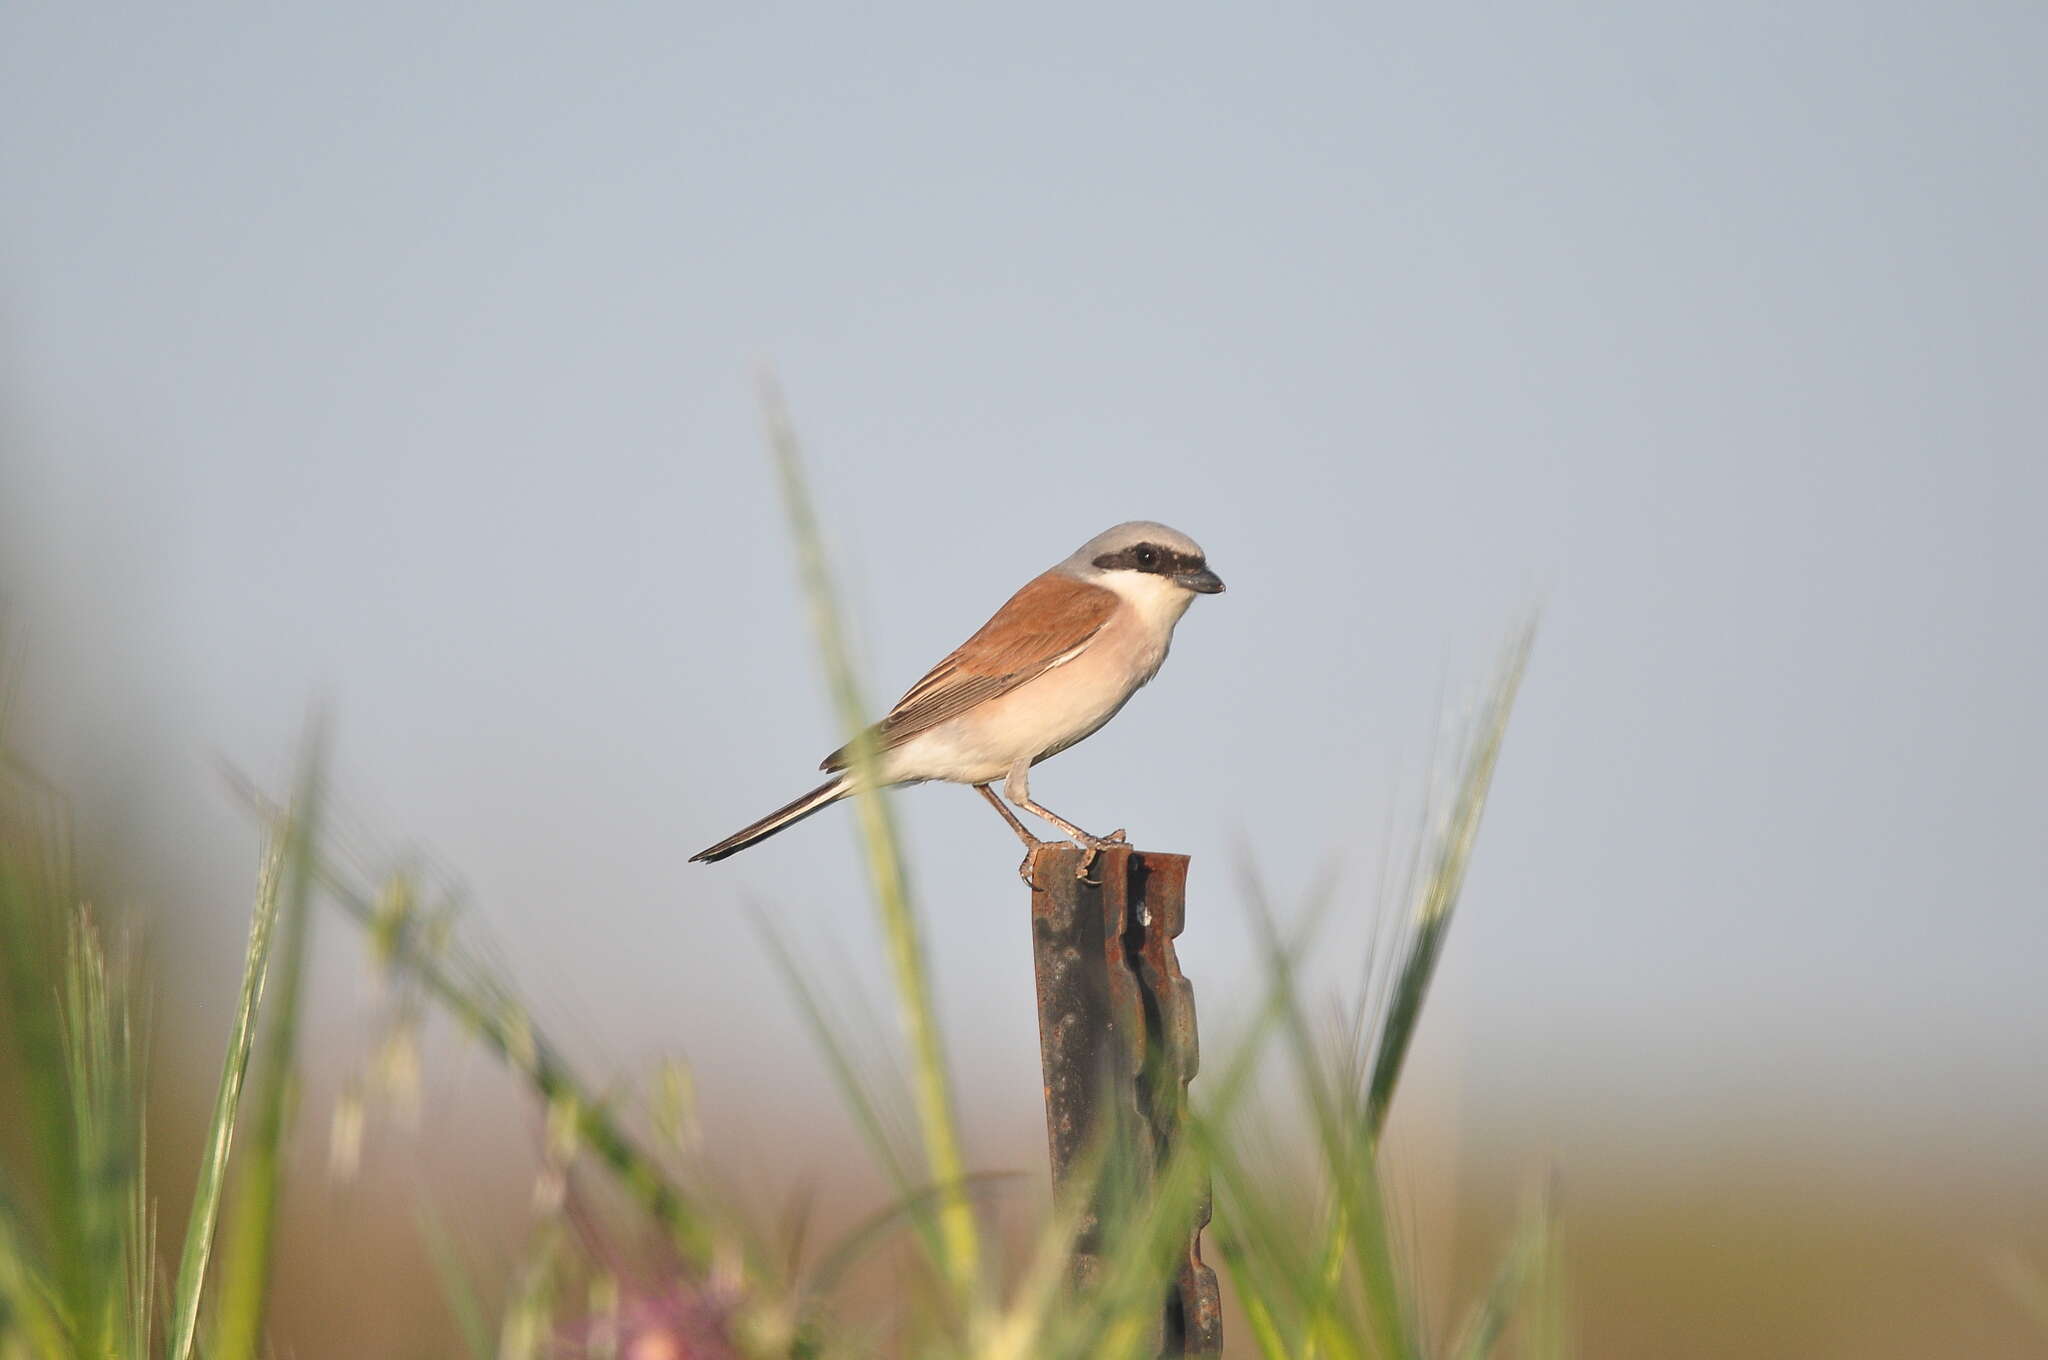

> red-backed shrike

[{"left": 691, "top": 521, "right": 1225, "bottom": 877}]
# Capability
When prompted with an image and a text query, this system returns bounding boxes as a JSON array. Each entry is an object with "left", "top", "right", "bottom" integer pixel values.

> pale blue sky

[{"left": 5, "top": 0, "right": 2045, "bottom": 1192}]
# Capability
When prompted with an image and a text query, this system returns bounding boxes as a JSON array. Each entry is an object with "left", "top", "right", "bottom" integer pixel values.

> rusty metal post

[{"left": 1029, "top": 843, "right": 1223, "bottom": 1357}]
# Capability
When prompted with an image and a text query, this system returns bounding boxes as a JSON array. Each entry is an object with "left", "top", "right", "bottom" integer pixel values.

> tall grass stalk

[
  {"left": 1365, "top": 622, "right": 1532, "bottom": 1139},
  {"left": 0, "top": 757, "right": 92, "bottom": 1332},
  {"left": 3, "top": 742, "right": 159, "bottom": 1358},
  {"left": 165, "top": 821, "right": 289, "bottom": 1360},
  {"left": 1451, "top": 1186, "right": 1559, "bottom": 1360},
  {"left": 57, "top": 911, "right": 153, "bottom": 1359},
  {"left": 211, "top": 726, "right": 327, "bottom": 1359},
  {"left": 3, "top": 731, "right": 330, "bottom": 1358},
  {"left": 757, "top": 375, "right": 980, "bottom": 1306}
]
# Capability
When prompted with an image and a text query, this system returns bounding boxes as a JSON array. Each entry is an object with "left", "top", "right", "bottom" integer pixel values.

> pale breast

[{"left": 881, "top": 606, "right": 1172, "bottom": 784}]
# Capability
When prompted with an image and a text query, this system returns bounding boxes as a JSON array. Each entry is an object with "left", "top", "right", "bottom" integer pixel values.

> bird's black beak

[{"left": 1176, "top": 568, "right": 1226, "bottom": 594}]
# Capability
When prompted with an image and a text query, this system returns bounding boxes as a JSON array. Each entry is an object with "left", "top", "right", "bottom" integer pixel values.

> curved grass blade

[
  {"left": 58, "top": 910, "right": 147, "bottom": 1357},
  {"left": 211, "top": 726, "right": 326, "bottom": 1359},
  {"left": 166, "top": 824, "right": 288, "bottom": 1360},
  {"left": 1365, "top": 621, "right": 1532, "bottom": 1138},
  {"left": 1450, "top": 1185, "right": 1554, "bottom": 1360},
  {"left": 757, "top": 376, "right": 980, "bottom": 1303},
  {"left": 418, "top": 1209, "right": 494, "bottom": 1360}
]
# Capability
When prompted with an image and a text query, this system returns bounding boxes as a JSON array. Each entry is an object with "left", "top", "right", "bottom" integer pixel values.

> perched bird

[{"left": 690, "top": 521, "right": 1225, "bottom": 878}]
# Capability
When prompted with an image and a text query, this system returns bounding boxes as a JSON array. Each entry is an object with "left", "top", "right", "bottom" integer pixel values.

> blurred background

[{"left": 4, "top": 2, "right": 2044, "bottom": 1355}]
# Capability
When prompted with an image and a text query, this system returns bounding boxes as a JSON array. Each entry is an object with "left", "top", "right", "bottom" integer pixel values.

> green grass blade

[
  {"left": 752, "top": 913, "right": 947, "bottom": 1272},
  {"left": 1521, "top": 1195, "right": 1572, "bottom": 1360},
  {"left": 58, "top": 910, "right": 147, "bottom": 1357},
  {"left": 0, "top": 1213, "right": 71, "bottom": 1360},
  {"left": 0, "top": 771, "right": 90, "bottom": 1331},
  {"left": 1450, "top": 1187, "right": 1552, "bottom": 1360},
  {"left": 757, "top": 376, "right": 980, "bottom": 1302},
  {"left": 211, "top": 728, "right": 326, "bottom": 1360},
  {"left": 5, "top": 740, "right": 154, "bottom": 1356},
  {"left": 1216, "top": 1233, "right": 1291, "bottom": 1360},
  {"left": 1244, "top": 886, "right": 1411, "bottom": 1360},
  {"left": 124, "top": 1131, "right": 157, "bottom": 1360},
  {"left": 417, "top": 1210, "right": 494, "bottom": 1360},
  {"left": 1181, "top": 868, "right": 1351, "bottom": 1355},
  {"left": 1026, "top": 1134, "right": 1221, "bottom": 1360},
  {"left": 495, "top": 1217, "right": 565, "bottom": 1360},
  {"left": 806, "top": 1170, "right": 1023, "bottom": 1300},
  {"left": 1365, "top": 622, "right": 1532, "bottom": 1139},
  {"left": 166, "top": 828, "right": 288, "bottom": 1360}
]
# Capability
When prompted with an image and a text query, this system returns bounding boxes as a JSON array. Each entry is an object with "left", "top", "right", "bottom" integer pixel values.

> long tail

[{"left": 690, "top": 776, "right": 853, "bottom": 863}]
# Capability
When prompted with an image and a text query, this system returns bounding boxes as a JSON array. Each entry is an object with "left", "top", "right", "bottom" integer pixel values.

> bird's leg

[
  {"left": 975, "top": 782, "right": 1045, "bottom": 885},
  {"left": 1003, "top": 763, "right": 1126, "bottom": 881},
  {"left": 975, "top": 782, "right": 1041, "bottom": 847}
]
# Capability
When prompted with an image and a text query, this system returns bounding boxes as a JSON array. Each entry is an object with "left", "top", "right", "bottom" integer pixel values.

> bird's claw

[
  {"left": 1019, "top": 832, "right": 1126, "bottom": 885},
  {"left": 1072, "top": 832, "right": 1127, "bottom": 882},
  {"left": 1017, "top": 833, "right": 1052, "bottom": 890}
]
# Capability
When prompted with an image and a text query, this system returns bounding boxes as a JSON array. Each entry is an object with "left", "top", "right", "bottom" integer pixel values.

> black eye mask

[{"left": 1092, "top": 543, "right": 1204, "bottom": 577}]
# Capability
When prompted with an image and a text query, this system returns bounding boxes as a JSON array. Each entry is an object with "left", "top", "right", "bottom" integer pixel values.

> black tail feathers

[{"left": 689, "top": 777, "right": 851, "bottom": 863}]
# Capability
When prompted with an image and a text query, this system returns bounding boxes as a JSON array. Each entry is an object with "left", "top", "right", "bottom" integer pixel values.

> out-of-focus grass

[
  {"left": 1, "top": 692, "right": 313, "bottom": 1358},
  {"left": 2, "top": 396, "right": 1553, "bottom": 1359},
  {"left": 162, "top": 792, "right": 289, "bottom": 1360},
  {"left": 209, "top": 725, "right": 325, "bottom": 1360},
  {"left": 761, "top": 373, "right": 981, "bottom": 1313}
]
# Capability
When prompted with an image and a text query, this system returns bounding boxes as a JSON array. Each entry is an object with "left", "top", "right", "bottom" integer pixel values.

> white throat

[{"left": 1092, "top": 568, "right": 1195, "bottom": 638}]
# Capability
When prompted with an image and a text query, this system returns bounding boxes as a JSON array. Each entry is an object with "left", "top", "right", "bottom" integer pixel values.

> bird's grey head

[{"left": 1065, "top": 521, "right": 1226, "bottom": 595}]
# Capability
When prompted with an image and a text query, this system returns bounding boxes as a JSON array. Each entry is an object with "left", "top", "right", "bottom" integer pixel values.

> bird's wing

[{"left": 821, "top": 571, "right": 1118, "bottom": 771}]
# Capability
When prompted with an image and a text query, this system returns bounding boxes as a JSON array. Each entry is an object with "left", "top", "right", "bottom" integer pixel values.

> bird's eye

[{"left": 1135, "top": 546, "right": 1158, "bottom": 568}]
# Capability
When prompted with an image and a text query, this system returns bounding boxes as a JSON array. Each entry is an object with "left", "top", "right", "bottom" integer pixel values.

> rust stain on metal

[{"left": 1029, "top": 844, "right": 1223, "bottom": 1358}]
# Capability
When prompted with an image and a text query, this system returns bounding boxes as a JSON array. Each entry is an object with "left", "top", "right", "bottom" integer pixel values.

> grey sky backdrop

[{"left": 5, "top": 0, "right": 2045, "bottom": 1193}]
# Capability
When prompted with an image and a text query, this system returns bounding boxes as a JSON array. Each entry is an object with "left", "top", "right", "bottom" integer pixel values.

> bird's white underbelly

[{"left": 883, "top": 624, "right": 1169, "bottom": 786}]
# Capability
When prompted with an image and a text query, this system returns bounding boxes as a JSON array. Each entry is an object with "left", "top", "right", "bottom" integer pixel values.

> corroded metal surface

[{"left": 1029, "top": 844, "right": 1223, "bottom": 1358}]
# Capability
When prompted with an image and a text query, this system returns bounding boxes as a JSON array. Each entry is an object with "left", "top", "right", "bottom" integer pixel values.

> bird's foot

[
  {"left": 1072, "top": 830, "right": 1127, "bottom": 882},
  {"left": 1015, "top": 834, "right": 1050, "bottom": 889}
]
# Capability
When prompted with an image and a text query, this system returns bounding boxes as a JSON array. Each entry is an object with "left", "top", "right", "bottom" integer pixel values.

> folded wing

[{"left": 821, "top": 571, "right": 1117, "bottom": 771}]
